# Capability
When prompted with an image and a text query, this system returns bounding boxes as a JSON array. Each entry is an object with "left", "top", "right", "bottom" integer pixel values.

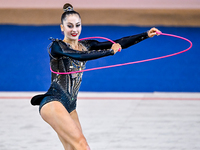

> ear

[{"left": 60, "top": 24, "right": 64, "bottom": 32}]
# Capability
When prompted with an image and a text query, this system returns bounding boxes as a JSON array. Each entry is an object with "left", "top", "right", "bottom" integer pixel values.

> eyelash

[{"left": 67, "top": 24, "right": 80, "bottom": 28}]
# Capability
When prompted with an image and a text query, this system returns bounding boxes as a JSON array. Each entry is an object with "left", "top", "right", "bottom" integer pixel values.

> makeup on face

[
  {"left": 67, "top": 23, "right": 81, "bottom": 37},
  {"left": 62, "top": 15, "right": 82, "bottom": 40}
]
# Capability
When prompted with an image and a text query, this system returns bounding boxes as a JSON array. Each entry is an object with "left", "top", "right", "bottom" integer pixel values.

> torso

[{"left": 39, "top": 41, "right": 88, "bottom": 113}]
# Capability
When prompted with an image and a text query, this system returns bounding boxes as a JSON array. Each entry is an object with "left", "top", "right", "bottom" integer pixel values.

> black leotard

[{"left": 31, "top": 32, "right": 149, "bottom": 113}]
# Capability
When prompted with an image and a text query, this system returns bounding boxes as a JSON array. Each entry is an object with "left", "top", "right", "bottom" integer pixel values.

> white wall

[{"left": 0, "top": 0, "right": 200, "bottom": 9}]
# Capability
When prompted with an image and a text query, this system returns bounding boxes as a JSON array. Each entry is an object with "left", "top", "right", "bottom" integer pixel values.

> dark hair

[{"left": 61, "top": 3, "right": 81, "bottom": 24}]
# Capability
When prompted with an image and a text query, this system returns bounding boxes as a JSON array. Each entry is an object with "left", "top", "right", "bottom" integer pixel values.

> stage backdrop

[{"left": 0, "top": 25, "right": 199, "bottom": 92}]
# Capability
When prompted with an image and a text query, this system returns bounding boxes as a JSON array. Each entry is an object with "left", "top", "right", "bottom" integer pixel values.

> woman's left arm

[{"left": 89, "top": 27, "right": 161, "bottom": 50}]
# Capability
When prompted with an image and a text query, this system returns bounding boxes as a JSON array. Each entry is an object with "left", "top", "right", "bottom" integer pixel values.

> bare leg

[
  {"left": 40, "top": 101, "right": 90, "bottom": 150},
  {"left": 58, "top": 135, "right": 74, "bottom": 150},
  {"left": 58, "top": 110, "right": 84, "bottom": 150},
  {"left": 70, "top": 110, "right": 82, "bottom": 132}
]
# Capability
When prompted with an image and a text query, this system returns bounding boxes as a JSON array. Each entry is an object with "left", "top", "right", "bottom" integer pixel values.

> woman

[{"left": 31, "top": 3, "right": 161, "bottom": 150}]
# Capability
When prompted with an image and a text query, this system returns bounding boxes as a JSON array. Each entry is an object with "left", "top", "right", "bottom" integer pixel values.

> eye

[
  {"left": 67, "top": 25, "right": 73, "bottom": 28},
  {"left": 76, "top": 24, "right": 81, "bottom": 27}
]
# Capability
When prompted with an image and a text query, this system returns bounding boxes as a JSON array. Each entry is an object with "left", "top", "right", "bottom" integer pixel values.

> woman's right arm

[{"left": 50, "top": 40, "right": 116, "bottom": 61}]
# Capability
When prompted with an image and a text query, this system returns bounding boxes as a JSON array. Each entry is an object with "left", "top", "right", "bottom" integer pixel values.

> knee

[{"left": 76, "top": 136, "right": 90, "bottom": 150}]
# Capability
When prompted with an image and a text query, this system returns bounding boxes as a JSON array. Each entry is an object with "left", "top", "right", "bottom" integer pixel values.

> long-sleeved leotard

[{"left": 31, "top": 32, "right": 149, "bottom": 113}]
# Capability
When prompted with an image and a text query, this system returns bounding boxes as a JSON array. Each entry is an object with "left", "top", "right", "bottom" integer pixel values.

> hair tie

[
  {"left": 63, "top": 3, "right": 73, "bottom": 12},
  {"left": 64, "top": 6, "right": 73, "bottom": 12}
]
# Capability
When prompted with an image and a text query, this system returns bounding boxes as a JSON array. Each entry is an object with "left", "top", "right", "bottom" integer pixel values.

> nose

[{"left": 72, "top": 27, "right": 77, "bottom": 32}]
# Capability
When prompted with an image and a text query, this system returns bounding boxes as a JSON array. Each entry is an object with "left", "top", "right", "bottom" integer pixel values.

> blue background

[{"left": 0, "top": 25, "right": 199, "bottom": 92}]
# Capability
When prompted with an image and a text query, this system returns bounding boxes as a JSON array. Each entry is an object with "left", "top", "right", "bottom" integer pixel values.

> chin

[{"left": 70, "top": 36, "right": 79, "bottom": 41}]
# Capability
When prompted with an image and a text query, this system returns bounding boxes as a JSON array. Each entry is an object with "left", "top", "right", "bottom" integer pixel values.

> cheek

[
  {"left": 62, "top": 26, "right": 69, "bottom": 34},
  {"left": 78, "top": 26, "right": 82, "bottom": 33},
  {"left": 66, "top": 28, "right": 72, "bottom": 35}
]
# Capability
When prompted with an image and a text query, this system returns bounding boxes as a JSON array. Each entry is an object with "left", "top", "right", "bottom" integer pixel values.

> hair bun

[{"left": 63, "top": 3, "right": 73, "bottom": 12}]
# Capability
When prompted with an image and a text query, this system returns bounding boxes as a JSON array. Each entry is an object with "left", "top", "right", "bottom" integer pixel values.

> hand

[
  {"left": 147, "top": 27, "right": 162, "bottom": 38},
  {"left": 111, "top": 43, "right": 122, "bottom": 54}
]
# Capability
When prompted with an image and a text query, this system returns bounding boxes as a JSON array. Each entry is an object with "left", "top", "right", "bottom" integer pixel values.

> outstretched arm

[{"left": 88, "top": 27, "right": 161, "bottom": 50}]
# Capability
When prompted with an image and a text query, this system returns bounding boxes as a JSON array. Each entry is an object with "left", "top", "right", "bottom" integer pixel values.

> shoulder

[
  {"left": 79, "top": 40, "right": 99, "bottom": 50},
  {"left": 49, "top": 38, "right": 70, "bottom": 50}
]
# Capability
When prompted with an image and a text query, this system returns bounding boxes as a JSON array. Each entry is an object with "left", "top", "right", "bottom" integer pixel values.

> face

[{"left": 61, "top": 14, "right": 82, "bottom": 41}]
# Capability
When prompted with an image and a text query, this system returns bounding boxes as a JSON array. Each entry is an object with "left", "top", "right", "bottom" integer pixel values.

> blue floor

[{"left": 0, "top": 25, "right": 199, "bottom": 92}]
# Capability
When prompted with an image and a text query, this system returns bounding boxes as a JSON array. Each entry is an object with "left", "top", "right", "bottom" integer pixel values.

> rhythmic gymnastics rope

[{"left": 50, "top": 31, "right": 193, "bottom": 75}]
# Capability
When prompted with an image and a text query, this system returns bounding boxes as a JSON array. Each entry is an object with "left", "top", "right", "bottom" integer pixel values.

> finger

[
  {"left": 156, "top": 30, "right": 162, "bottom": 35},
  {"left": 151, "top": 27, "right": 157, "bottom": 32}
]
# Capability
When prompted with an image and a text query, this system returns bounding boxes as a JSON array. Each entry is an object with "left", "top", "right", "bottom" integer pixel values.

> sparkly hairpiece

[{"left": 64, "top": 6, "right": 73, "bottom": 12}]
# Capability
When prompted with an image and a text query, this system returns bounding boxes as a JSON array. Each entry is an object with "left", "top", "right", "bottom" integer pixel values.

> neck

[
  {"left": 63, "top": 38, "right": 78, "bottom": 46},
  {"left": 63, "top": 38, "right": 80, "bottom": 50}
]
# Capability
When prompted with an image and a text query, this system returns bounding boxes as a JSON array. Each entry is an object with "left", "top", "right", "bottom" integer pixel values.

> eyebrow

[{"left": 67, "top": 22, "right": 81, "bottom": 25}]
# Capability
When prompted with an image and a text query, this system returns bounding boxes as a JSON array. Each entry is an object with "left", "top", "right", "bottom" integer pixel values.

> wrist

[
  {"left": 147, "top": 31, "right": 150, "bottom": 37},
  {"left": 110, "top": 49, "right": 115, "bottom": 55}
]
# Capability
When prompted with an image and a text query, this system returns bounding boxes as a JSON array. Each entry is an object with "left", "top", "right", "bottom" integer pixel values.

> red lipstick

[{"left": 71, "top": 33, "right": 78, "bottom": 37}]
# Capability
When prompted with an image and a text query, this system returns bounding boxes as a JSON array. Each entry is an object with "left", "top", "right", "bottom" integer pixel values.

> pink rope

[
  {"left": 50, "top": 32, "right": 193, "bottom": 75},
  {"left": 78, "top": 36, "right": 121, "bottom": 52},
  {"left": 79, "top": 36, "right": 115, "bottom": 44}
]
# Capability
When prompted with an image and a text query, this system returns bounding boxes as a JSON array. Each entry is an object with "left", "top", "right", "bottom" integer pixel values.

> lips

[{"left": 71, "top": 33, "right": 78, "bottom": 37}]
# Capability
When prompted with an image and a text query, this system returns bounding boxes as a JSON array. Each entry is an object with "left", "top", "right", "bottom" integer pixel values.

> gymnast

[{"left": 31, "top": 3, "right": 161, "bottom": 150}]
